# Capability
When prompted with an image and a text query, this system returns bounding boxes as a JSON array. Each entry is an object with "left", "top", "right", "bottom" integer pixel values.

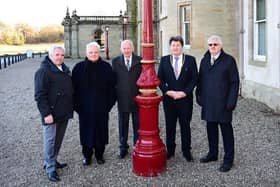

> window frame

[
  {"left": 179, "top": 3, "right": 191, "bottom": 48},
  {"left": 253, "top": 0, "right": 266, "bottom": 61}
]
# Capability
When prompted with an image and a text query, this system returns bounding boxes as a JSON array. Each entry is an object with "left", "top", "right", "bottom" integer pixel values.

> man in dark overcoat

[
  {"left": 196, "top": 35, "right": 240, "bottom": 172},
  {"left": 157, "top": 36, "right": 198, "bottom": 161},
  {"left": 112, "top": 40, "right": 142, "bottom": 159},
  {"left": 34, "top": 46, "right": 73, "bottom": 182},
  {"left": 72, "top": 42, "right": 116, "bottom": 165}
]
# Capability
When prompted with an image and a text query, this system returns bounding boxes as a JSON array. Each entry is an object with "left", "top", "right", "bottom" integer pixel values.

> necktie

[
  {"left": 174, "top": 56, "right": 179, "bottom": 79},
  {"left": 126, "top": 58, "right": 130, "bottom": 70}
]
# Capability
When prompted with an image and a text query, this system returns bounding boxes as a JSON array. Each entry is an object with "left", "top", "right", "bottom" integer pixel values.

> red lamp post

[
  {"left": 105, "top": 26, "right": 110, "bottom": 60},
  {"left": 133, "top": 0, "right": 166, "bottom": 176}
]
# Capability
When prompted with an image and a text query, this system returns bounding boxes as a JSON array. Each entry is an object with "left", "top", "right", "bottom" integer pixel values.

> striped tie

[
  {"left": 126, "top": 58, "right": 130, "bottom": 70},
  {"left": 174, "top": 56, "right": 179, "bottom": 79}
]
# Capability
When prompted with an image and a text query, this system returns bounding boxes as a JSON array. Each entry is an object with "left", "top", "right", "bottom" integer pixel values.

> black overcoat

[
  {"left": 157, "top": 54, "right": 198, "bottom": 120},
  {"left": 196, "top": 49, "right": 240, "bottom": 123},
  {"left": 34, "top": 56, "right": 73, "bottom": 124},
  {"left": 112, "top": 54, "right": 142, "bottom": 112},
  {"left": 72, "top": 57, "right": 116, "bottom": 148}
]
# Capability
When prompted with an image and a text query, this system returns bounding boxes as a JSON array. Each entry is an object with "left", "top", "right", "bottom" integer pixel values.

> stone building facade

[
  {"left": 62, "top": 9, "right": 130, "bottom": 59},
  {"left": 62, "top": 0, "right": 280, "bottom": 112},
  {"left": 132, "top": 0, "right": 280, "bottom": 112}
]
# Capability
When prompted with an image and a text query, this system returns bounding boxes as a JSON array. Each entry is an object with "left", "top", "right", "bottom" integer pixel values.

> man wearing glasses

[{"left": 196, "top": 35, "right": 240, "bottom": 172}]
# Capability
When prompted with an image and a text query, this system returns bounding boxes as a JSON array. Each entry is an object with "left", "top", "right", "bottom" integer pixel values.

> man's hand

[
  {"left": 44, "top": 114, "right": 54, "bottom": 124},
  {"left": 174, "top": 91, "right": 186, "bottom": 100},
  {"left": 166, "top": 91, "right": 186, "bottom": 100}
]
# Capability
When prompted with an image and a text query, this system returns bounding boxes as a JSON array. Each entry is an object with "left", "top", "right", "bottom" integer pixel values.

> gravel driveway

[{"left": 0, "top": 58, "right": 279, "bottom": 186}]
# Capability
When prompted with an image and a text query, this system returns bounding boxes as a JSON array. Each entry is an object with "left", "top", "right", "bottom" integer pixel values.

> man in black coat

[
  {"left": 112, "top": 40, "right": 142, "bottom": 159},
  {"left": 72, "top": 42, "right": 116, "bottom": 166},
  {"left": 196, "top": 35, "right": 240, "bottom": 172},
  {"left": 34, "top": 46, "right": 73, "bottom": 182},
  {"left": 157, "top": 36, "right": 198, "bottom": 161}
]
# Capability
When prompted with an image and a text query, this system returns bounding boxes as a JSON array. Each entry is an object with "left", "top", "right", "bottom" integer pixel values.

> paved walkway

[{"left": 0, "top": 57, "right": 279, "bottom": 186}]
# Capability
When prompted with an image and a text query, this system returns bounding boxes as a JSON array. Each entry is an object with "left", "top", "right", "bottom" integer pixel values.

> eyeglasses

[{"left": 208, "top": 43, "right": 219, "bottom": 47}]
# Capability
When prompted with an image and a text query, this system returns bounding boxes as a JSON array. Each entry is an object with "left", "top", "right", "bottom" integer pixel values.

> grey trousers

[{"left": 43, "top": 120, "right": 68, "bottom": 173}]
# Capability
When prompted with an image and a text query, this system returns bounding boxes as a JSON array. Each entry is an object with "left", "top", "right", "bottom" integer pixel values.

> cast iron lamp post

[
  {"left": 105, "top": 26, "right": 110, "bottom": 60},
  {"left": 133, "top": 0, "right": 166, "bottom": 177}
]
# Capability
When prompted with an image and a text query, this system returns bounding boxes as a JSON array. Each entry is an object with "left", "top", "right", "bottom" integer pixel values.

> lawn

[{"left": 0, "top": 43, "right": 64, "bottom": 55}]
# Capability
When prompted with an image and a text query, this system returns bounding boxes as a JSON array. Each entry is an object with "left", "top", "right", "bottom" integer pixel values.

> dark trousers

[
  {"left": 164, "top": 106, "right": 191, "bottom": 155},
  {"left": 206, "top": 121, "right": 234, "bottom": 165},
  {"left": 82, "top": 145, "right": 105, "bottom": 160},
  {"left": 118, "top": 111, "right": 139, "bottom": 151}
]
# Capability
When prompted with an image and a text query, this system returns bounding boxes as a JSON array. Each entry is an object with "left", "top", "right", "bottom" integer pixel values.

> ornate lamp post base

[{"left": 133, "top": 94, "right": 166, "bottom": 176}]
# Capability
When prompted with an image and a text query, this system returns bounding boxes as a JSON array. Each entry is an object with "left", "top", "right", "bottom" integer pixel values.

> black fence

[{"left": 0, "top": 52, "right": 47, "bottom": 70}]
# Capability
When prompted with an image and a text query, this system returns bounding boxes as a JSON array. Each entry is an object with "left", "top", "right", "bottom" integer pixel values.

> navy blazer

[{"left": 158, "top": 54, "right": 198, "bottom": 119}]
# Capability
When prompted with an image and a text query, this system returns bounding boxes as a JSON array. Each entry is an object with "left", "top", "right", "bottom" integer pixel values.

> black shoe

[
  {"left": 118, "top": 150, "right": 128, "bottom": 159},
  {"left": 82, "top": 159, "right": 91, "bottom": 166},
  {"left": 183, "top": 152, "right": 194, "bottom": 162},
  {"left": 47, "top": 171, "right": 60, "bottom": 182},
  {"left": 200, "top": 155, "right": 218, "bottom": 163},
  {"left": 218, "top": 164, "right": 233, "bottom": 172},
  {"left": 96, "top": 158, "right": 105, "bottom": 165},
  {"left": 56, "top": 161, "right": 67, "bottom": 169},
  {"left": 166, "top": 152, "right": 174, "bottom": 160},
  {"left": 43, "top": 162, "right": 67, "bottom": 170}
]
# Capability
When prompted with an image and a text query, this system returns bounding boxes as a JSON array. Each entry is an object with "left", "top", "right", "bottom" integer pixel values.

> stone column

[
  {"left": 71, "top": 23, "right": 79, "bottom": 58},
  {"left": 64, "top": 25, "right": 72, "bottom": 58}
]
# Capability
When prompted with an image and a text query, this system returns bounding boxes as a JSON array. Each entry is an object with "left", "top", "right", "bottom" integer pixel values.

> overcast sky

[{"left": 0, "top": 0, "right": 126, "bottom": 28}]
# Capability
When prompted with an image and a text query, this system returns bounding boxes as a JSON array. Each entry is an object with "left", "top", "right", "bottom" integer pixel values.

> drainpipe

[{"left": 239, "top": 0, "right": 245, "bottom": 97}]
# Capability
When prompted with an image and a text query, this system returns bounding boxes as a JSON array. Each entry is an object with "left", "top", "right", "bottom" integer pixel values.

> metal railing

[{"left": 0, "top": 52, "right": 47, "bottom": 70}]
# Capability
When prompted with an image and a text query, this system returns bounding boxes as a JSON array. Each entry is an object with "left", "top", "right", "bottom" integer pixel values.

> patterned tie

[
  {"left": 126, "top": 58, "right": 130, "bottom": 70},
  {"left": 174, "top": 56, "right": 179, "bottom": 79}
]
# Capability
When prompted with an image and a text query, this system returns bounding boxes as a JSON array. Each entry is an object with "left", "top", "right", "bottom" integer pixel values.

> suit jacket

[
  {"left": 112, "top": 53, "right": 142, "bottom": 112},
  {"left": 158, "top": 54, "right": 198, "bottom": 120},
  {"left": 195, "top": 49, "right": 240, "bottom": 122}
]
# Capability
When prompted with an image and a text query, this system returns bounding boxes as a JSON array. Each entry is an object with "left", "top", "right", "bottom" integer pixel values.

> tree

[
  {"left": 39, "top": 24, "right": 64, "bottom": 43},
  {"left": 2, "top": 28, "right": 25, "bottom": 45},
  {"left": 15, "top": 23, "right": 39, "bottom": 43}
]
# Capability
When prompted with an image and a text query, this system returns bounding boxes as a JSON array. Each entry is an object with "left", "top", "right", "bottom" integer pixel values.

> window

[
  {"left": 159, "top": 0, "right": 162, "bottom": 14},
  {"left": 180, "top": 5, "right": 191, "bottom": 46},
  {"left": 254, "top": 0, "right": 266, "bottom": 61}
]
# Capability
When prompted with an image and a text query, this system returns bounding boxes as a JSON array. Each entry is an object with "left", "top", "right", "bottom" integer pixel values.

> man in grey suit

[{"left": 112, "top": 40, "right": 142, "bottom": 159}]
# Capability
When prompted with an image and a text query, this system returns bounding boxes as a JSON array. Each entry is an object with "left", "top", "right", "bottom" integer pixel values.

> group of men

[{"left": 34, "top": 35, "right": 239, "bottom": 182}]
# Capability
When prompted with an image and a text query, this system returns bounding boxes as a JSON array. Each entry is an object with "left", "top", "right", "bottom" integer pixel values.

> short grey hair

[
  {"left": 121, "top": 39, "right": 134, "bottom": 52},
  {"left": 48, "top": 46, "right": 64, "bottom": 56},
  {"left": 207, "top": 35, "right": 223, "bottom": 46},
  {"left": 86, "top": 42, "right": 100, "bottom": 52}
]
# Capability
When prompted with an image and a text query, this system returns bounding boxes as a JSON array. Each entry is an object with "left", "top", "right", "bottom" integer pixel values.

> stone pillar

[
  {"left": 64, "top": 25, "right": 72, "bottom": 58},
  {"left": 71, "top": 23, "right": 79, "bottom": 58}
]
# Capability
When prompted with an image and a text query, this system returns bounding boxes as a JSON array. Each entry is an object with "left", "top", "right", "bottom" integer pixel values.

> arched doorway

[{"left": 92, "top": 28, "right": 105, "bottom": 49}]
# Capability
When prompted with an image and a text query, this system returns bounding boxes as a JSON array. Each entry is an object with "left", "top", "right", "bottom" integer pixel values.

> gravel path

[{"left": 0, "top": 58, "right": 279, "bottom": 187}]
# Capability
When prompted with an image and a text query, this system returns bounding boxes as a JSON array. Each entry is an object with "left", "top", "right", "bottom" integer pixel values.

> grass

[{"left": 0, "top": 43, "right": 64, "bottom": 55}]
